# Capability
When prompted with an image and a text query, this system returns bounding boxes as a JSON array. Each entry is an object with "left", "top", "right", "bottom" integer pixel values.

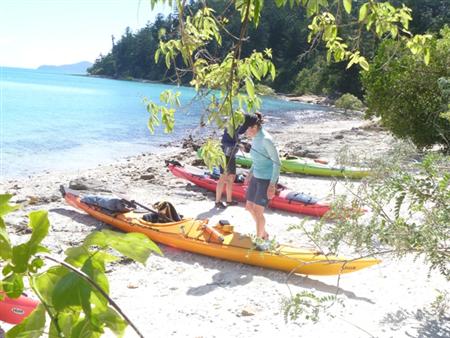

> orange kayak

[{"left": 61, "top": 187, "right": 380, "bottom": 276}]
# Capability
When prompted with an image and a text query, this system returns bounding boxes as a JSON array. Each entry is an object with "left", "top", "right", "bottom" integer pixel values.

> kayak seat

[{"left": 285, "top": 192, "right": 318, "bottom": 204}]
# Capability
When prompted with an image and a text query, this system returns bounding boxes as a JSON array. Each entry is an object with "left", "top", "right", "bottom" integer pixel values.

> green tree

[
  {"left": 363, "top": 27, "right": 450, "bottom": 150},
  {"left": 145, "top": 0, "right": 445, "bottom": 323}
]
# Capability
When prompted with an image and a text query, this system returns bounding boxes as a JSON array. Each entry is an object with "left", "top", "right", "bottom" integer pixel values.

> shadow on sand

[
  {"left": 52, "top": 206, "right": 375, "bottom": 304},
  {"left": 380, "top": 307, "right": 450, "bottom": 338}
]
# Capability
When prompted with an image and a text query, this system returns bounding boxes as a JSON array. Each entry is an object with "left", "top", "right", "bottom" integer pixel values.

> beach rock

[
  {"left": 26, "top": 194, "right": 59, "bottom": 205},
  {"left": 140, "top": 174, "right": 156, "bottom": 181},
  {"left": 69, "top": 177, "right": 111, "bottom": 192},
  {"left": 240, "top": 306, "right": 256, "bottom": 316},
  {"left": 191, "top": 159, "right": 204, "bottom": 166},
  {"left": 334, "top": 134, "right": 344, "bottom": 139},
  {"left": 290, "top": 149, "right": 321, "bottom": 159},
  {"left": 182, "top": 136, "right": 201, "bottom": 150}
]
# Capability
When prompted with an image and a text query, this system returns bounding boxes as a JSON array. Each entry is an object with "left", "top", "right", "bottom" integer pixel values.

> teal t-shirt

[{"left": 249, "top": 128, "right": 281, "bottom": 184}]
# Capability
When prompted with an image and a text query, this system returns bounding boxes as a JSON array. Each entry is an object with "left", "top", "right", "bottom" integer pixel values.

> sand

[{"left": 1, "top": 112, "right": 448, "bottom": 338}]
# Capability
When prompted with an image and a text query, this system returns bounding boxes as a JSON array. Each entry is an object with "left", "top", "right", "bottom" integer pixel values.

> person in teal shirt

[{"left": 244, "top": 112, "right": 281, "bottom": 250}]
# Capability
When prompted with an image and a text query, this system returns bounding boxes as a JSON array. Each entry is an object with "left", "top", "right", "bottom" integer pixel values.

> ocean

[{"left": 0, "top": 67, "right": 328, "bottom": 179}]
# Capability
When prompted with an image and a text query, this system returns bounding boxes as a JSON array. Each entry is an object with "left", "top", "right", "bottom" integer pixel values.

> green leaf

[
  {"left": 424, "top": 48, "right": 430, "bottom": 65},
  {"left": 32, "top": 266, "right": 68, "bottom": 307},
  {"left": 359, "top": 3, "right": 368, "bottom": 22},
  {"left": 343, "top": 0, "right": 352, "bottom": 14},
  {"left": 28, "top": 211, "right": 50, "bottom": 247},
  {"left": 165, "top": 53, "right": 171, "bottom": 69},
  {"left": 245, "top": 78, "right": 255, "bottom": 98},
  {"left": 71, "top": 317, "right": 102, "bottom": 338},
  {"left": 95, "top": 306, "right": 127, "bottom": 337},
  {"left": 0, "top": 194, "right": 19, "bottom": 217},
  {"left": 359, "top": 57, "right": 370, "bottom": 71},
  {"left": 65, "top": 246, "right": 119, "bottom": 268},
  {"left": 52, "top": 270, "right": 90, "bottom": 311},
  {"left": 0, "top": 218, "right": 12, "bottom": 259},
  {"left": 49, "top": 311, "right": 78, "bottom": 337},
  {"left": 6, "top": 303, "right": 46, "bottom": 338},
  {"left": 29, "top": 257, "right": 44, "bottom": 273},
  {"left": 3, "top": 273, "right": 24, "bottom": 298},
  {"left": 81, "top": 258, "right": 109, "bottom": 303},
  {"left": 12, "top": 243, "right": 33, "bottom": 274},
  {"left": 269, "top": 64, "right": 276, "bottom": 81},
  {"left": 84, "top": 229, "right": 161, "bottom": 263}
]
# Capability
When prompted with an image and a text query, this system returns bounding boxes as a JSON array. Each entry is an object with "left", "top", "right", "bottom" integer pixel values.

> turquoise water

[{"left": 0, "top": 67, "right": 327, "bottom": 179}]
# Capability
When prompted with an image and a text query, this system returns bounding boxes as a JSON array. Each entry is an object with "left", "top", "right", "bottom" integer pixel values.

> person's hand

[
  {"left": 244, "top": 172, "right": 252, "bottom": 186},
  {"left": 267, "top": 184, "right": 276, "bottom": 199}
]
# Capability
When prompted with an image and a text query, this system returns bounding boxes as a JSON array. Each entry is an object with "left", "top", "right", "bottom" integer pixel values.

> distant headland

[{"left": 36, "top": 61, "right": 93, "bottom": 74}]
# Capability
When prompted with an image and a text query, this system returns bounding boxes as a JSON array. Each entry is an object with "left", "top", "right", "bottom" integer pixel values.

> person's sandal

[
  {"left": 215, "top": 201, "right": 227, "bottom": 209},
  {"left": 226, "top": 200, "right": 238, "bottom": 206},
  {"left": 255, "top": 240, "right": 271, "bottom": 251}
]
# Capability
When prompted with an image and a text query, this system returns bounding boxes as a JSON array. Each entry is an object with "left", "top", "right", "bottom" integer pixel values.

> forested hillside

[{"left": 88, "top": 0, "right": 448, "bottom": 98}]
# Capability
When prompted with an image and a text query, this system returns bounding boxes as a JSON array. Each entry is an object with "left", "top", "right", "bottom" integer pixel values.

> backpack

[{"left": 142, "top": 201, "right": 182, "bottom": 223}]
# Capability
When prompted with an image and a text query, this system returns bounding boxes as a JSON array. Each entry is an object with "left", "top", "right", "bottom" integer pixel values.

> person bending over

[{"left": 244, "top": 112, "right": 281, "bottom": 250}]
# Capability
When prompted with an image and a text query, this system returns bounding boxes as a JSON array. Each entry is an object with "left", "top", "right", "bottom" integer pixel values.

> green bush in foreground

[{"left": 0, "top": 195, "right": 161, "bottom": 337}]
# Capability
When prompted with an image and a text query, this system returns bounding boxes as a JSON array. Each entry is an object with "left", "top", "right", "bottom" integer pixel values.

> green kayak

[{"left": 235, "top": 152, "right": 371, "bottom": 179}]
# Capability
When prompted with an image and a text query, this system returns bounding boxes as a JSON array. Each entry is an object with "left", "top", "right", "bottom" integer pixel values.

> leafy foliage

[
  {"left": 0, "top": 195, "right": 160, "bottom": 337},
  {"left": 363, "top": 27, "right": 450, "bottom": 150},
  {"left": 430, "top": 289, "right": 449, "bottom": 321},
  {"left": 141, "top": 0, "right": 435, "bottom": 168},
  {"left": 282, "top": 291, "right": 340, "bottom": 322},
  {"left": 335, "top": 93, "right": 365, "bottom": 112},
  {"left": 309, "top": 153, "right": 450, "bottom": 279}
]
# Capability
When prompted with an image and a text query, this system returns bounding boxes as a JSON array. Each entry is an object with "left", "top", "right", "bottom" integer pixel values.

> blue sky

[{"left": 0, "top": 0, "right": 171, "bottom": 69}]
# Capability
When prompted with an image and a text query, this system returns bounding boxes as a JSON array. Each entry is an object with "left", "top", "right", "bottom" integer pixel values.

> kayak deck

[
  {"left": 62, "top": 188, "right": 380, "bottom": 276},
  {"left": 168, "top": 163, "right": 331, "bottom": 217},
  {"left": 236, "top": 153, "right": 371, "bottom": 179}
]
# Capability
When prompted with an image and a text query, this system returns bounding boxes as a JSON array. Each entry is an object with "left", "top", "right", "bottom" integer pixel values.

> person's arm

[
  {"left": 244, "top": 164, "right": 253, "bottom": 185},
  {"left": 264, "top": 138, "right": 281, "bottom": 184}
]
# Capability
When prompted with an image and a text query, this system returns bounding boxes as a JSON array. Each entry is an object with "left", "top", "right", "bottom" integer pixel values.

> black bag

[
  {"left": 81, "top": 195, "right": 135, "bottom": 213},
  {"left": 142, "top": 201, "right": 183, "bottom": 223}
]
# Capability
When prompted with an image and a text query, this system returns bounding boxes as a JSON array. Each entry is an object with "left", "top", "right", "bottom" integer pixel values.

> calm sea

[{"left": 0, "top": 67, "right": 327, "bottom": 179}]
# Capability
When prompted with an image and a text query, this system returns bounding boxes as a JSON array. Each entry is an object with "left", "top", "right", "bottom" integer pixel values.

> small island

[{"left": 37, "top": 61, "right": 93, "bottom": 74}]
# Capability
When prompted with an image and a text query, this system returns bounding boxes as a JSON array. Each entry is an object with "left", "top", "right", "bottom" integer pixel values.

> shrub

[
  {"left": 362, "top": 27, "right": 450, "bottom": 151},
  {"left": 335, "top": 93, "right": 365, "bottom": 112},
  {"left": 255, "top": 84, "right": 276, "bottom": 96}
]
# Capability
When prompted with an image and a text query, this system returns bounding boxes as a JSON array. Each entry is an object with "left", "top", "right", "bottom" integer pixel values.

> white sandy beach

[{"left": 1, "top": 112, "right": 448, "bottom": 338}]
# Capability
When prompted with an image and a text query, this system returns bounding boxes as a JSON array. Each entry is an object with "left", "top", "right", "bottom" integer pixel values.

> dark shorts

[
  {"left": 219, "top": 155, "right": 236, "bottom": 175},
  {"left": 246, "top": 176, "right": 270, "bottom": 207},
  {"left": 220, "top": 145, "right": 237, "bottom": 175}
]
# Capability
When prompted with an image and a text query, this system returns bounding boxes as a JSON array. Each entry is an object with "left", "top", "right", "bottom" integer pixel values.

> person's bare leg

[
  {"left": 252, "top": 204, "right": 267, "bottom": 239},
  {"left": 246, "top": 201, "right": 267, "bottom": 239},
  {"left": 246, "top": 201, "right": 259, "bottom": 226},
  {"left": 215, "top": 174, "right": 227, "bottom": 203},
  {"left": 225, "top": 174, "right": 236, "bottom": 202}
]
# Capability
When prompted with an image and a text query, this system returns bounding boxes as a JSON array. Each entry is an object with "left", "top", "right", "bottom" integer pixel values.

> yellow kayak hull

[{"left": 63, "top": 190, "right": 380, "bottom": 276}]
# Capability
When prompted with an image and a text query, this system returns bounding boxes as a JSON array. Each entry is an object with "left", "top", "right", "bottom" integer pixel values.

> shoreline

[{"left": 2, "top": 113, "right": 448, "bottom": 337}]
